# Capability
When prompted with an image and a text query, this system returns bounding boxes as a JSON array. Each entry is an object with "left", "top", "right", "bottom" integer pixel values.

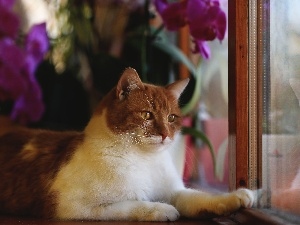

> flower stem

[
  {"left": 151, "top": 24, "right": 165, "bottom": 40},
  {"left": 181, "top": 59, "right": 203, "bottom": 115},
  {"left": 141, "top": 0, "right": 151, "bottom": 81}
]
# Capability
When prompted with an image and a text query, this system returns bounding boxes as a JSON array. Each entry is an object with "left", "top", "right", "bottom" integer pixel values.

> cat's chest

[{"left": 51, "top": 141, "right": 175, "bottom": 204}]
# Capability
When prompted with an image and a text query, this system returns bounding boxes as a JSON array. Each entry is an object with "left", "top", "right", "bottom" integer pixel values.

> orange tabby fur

[{"left": 0, "top": 129, "right": 84, "bottom": 217}]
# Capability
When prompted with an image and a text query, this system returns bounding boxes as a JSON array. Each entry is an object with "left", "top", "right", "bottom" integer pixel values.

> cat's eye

[
  {"left": 141, "top": 111, "right": 153, "bottom": 120},
  {"left": 168, "top": 114, "right": 176, "bottom": 123}
]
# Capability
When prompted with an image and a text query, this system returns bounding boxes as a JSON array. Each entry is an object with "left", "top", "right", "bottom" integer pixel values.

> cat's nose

[
  {"left": 161, "top": 133, "right": 168, "bottom": 141},
  {"left": 158, "top": 126, "right": 169, "bottom": 141}
]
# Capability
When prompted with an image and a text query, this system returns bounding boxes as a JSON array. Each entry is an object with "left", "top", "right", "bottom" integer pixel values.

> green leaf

[
  {"left": 152, "top": 39, "right": 196, "bottom": 75},
  {"left": 215, "top": 137, "right": 228, "bottom": 182},
  {"left": 181, "top": 64, "right": 202, "bottom": 115},
  {"left": 181, "top": 126, "right": 216, "bottom": 177}
]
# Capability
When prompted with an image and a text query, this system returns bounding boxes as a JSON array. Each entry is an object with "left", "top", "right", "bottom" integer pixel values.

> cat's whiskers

[{"left": 116, "top": 131, "right": 169, "bottom": 149}]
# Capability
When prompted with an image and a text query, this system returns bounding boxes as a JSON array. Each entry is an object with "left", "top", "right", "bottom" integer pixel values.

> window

[
  {"left": 263, "top": 0, "right": 300, "bottom": 220},
  {"left": 229, "top": 0, "right": 300, "bottom": 223}
]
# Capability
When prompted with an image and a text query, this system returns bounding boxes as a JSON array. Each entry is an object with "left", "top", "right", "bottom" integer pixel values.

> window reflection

[{"left": 263, "top": 0, "right": 300, "bottom": 217}]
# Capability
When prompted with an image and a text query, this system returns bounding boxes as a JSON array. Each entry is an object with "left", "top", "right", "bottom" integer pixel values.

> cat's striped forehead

[
  {"left": 102, "top": 83, "right": 182, "bottom": 137},
  {"left": 128, "top": 84, "right": 180, "bottom": 112}
]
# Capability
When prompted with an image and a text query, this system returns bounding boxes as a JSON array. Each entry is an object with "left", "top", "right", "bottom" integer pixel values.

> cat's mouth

[
  {"left": 142, "top": 135, "right": 172, "bottom": 146},
  {"left": 122, "top": 132, "right": 172, "bottom": 147}
]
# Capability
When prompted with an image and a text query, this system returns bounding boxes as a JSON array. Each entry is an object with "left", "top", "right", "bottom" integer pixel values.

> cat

[{"left": 0, "top": 68, "right": 254, "bottom": 221}]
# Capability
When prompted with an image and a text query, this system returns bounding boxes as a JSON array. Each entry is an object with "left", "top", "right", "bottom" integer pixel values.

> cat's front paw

[
  {"left": 234, "top": 188, "right": 255, "bottom": 208},
  {"left": 217, "top": 188, "right": 254, "bottom": 216},
  {"left": 142, "top": 202, "right": 180, "bottom": 221}
]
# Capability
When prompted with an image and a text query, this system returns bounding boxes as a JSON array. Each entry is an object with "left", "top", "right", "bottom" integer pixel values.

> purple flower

[
  {"left": 154, "top": 0, "right": 227, "bottom": 58},
  {"left": 10, "top": 80, "right": 44, "bottom": 125},
  {"left": 25, "top": 23, "right": 49, "bottom": 62},
  {"left": 10, "top": 23, "right": 49, "bottom": 124},
  {"left": 0, "top": 0, "right": 15, "bottom": 7},
  {"left": 0, "top": 38, "right": 26, "bottom": 100},
  {"left": 154, "top": 0, "right": 187, "bottom": 30},
  {"left": 0, "top": 0, "right": 19, "bottom": 38},
  {"left": 0, "top": 1, "right": 49, "bottom": 124},
  {"left": 193, "top": 40, "right": 211, "bottom": 59},
  {"left": 187, "top": 0, "right": 226, "bottom": 41}
]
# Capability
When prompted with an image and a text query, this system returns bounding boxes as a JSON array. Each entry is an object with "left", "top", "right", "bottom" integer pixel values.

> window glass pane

[
  {"left": 263, "top": 0, "right": 300, "bottom": 218},
  {"left": 189, "top": 0, "right": 229, "bottom": 192}
]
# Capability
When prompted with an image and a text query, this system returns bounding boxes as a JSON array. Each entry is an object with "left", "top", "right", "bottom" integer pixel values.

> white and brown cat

[{"left": 0, "top": 68, "right": 254, "bottom": 221}]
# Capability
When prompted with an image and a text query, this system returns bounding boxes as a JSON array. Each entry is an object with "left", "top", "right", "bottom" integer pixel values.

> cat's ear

[
  {"left": 166, "top": 78, "right": 190, "bottom": 99},
  {"left": 116, "top": 67, "right": 144, "bottom": 100}
]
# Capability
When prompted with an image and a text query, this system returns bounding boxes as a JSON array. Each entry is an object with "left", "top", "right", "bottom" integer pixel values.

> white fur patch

[{"left": 50, "top": 110, "right": 184, "bottom": 220}]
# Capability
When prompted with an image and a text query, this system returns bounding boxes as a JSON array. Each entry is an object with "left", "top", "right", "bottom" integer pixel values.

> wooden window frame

[
  {"left": 228, "top": 0, "right": 250, "bottom": 191},
  {"left": 228, "top": 0, "right": 264, "bottom": 191}
]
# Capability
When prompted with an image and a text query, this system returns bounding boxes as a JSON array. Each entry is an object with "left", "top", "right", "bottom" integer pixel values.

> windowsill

[
  {"left": 1, "top": 209, "right": 299, "bottom": 225},
  {"left": 230, "top": 208, "right": 300, "bottom": 225}
]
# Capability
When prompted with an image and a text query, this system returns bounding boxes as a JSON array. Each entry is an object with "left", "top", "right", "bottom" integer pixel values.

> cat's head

[{"left": 92, "top": 68, "right": 189, "bottom": 151}]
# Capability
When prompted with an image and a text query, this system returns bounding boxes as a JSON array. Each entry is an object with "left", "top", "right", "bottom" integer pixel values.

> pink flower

[{"left": 154, "top": 0, "right": 227, "bottom": 59}]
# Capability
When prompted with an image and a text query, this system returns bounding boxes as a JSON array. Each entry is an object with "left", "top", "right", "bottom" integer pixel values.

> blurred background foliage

[
  {"left": 32, "top": 0, "right": 195, "bottom": 130},
  {"left": 0, "top": 0, "right": 229, "bottom": 181}
]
